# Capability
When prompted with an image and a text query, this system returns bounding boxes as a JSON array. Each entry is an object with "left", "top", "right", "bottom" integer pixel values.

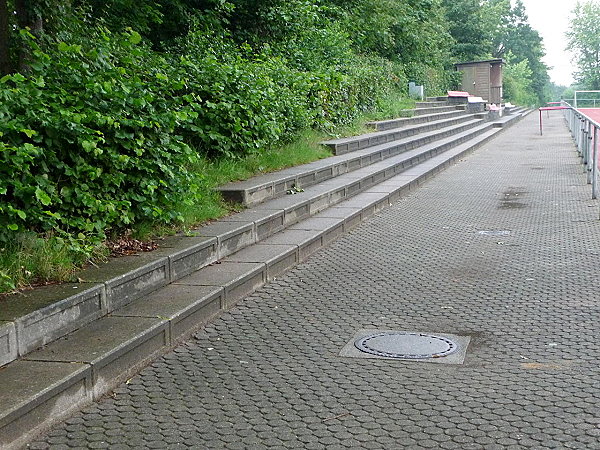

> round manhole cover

[{"left": 354, "top": 332, "right": 458, "bottom": 359}]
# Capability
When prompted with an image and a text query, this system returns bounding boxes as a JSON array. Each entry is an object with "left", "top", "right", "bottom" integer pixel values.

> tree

[
  {"left": 487, "top": 0, "right": 549, "bottom": 104},
  {"left": 0, "top": 0, "right": 66, "bottom": 74},
  {"left": 566, "top": 1, "right": 600, "bottom": 90},
  {"left": 0, "top": 0, "right": 9, "bottom": 74},
  {"left": 503, "top": 52, "right": 537, "bottom": 106},
  {"left": 442, "top": 0, "right": 491, "bottom": 61}
]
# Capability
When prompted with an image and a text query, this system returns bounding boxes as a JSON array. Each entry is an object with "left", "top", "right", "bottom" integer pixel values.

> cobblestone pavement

[{"left": 30, "top": 113, "right": 600, "bottom": 449}]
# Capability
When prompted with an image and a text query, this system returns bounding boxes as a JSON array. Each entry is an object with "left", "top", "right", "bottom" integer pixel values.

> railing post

[
  {"left": 569, "top": 110, "right": 573, "bottom": 137},
  {"left": 583, "top": 120, "right": 589, "bottom": 168},
  {"left": 569, "top": 109, "right": 574, "bottom": 136},
  {"left": 579, "top": 118, "right": 585, "bottom": 157},
  {"left": 593, "top": 126, "right": 599, "bottom": 199},
  {"left": 581, "top": 117, "right": 583, "bottom": 154},
  {"left": 586, "top": 121, "right": 593, "bottom": 183}
]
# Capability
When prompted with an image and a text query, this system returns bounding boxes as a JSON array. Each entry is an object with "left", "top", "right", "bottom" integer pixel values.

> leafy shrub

[
  {"left": 173, "top": 30, "right": 306, "bottom": 157},
  {"left": 0, "top": 28, "right": 199, "bottom": 245},
  {"left": 503, "top": 53, "right": 538, "bottom": 106},
  {"left": 0, "top": 13, "right": 412, "bottom": 263}
]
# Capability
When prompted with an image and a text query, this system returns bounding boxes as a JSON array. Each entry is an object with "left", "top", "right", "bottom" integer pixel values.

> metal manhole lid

[{"left": 354, "top": 332, "right": 458, "bottom": 359}]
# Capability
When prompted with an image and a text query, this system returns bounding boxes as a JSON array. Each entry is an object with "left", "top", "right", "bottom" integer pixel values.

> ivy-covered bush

[
  {"left": 0, "top": 18, "right": 405, "bottom": 253},
  {"left": 0, "top": 29, "right": 199, "bottom": 244}
]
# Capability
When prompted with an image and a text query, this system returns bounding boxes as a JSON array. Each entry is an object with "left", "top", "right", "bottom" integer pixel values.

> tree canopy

[{"left": 567, "top": 0, "right": 600, "bottom": 90}]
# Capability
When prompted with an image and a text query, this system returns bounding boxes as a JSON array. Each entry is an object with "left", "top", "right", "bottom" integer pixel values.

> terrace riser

[
  {"left": 415, "top": 101, "right": 449, "bottom": 108},
  {"left": 330, "top": 118, "right": 483, "bottom": 156},
  {"left": 257, "top": 125, "right": 495, "bottom": 229},
  {"left": 411, "top": 105, "right": 465, "bottom": 116},
  {"left": 367, "top": 110, "right": 467, "bottom": 131},
  {"left": 324, "top": 114, "right": 478, "bottom": 155},
  {"left": 225, "top": 118, "right": 487, "bottom": 209}
]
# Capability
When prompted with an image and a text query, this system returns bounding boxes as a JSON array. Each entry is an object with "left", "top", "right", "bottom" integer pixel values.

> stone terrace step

[
  {"left": 322, "top": 116, "right": 484, "bottom": 155},
  {"left": 243, "top": 121, "right": 497, "bottom": 226},
  {"left": 426, "top": 96, "right": 449, "bottom": 102},
  {"left": 219, "top": 114, "right": 483, "bottom": 206},
  {"left": 403, "top": 105, "right": 465, "bottom": 117},
  {"left": 512, "top": 107, "right": 531, "bottom": 116},
  {"left": 1, "top": 113, "right": 527, "bottom": 449},
  {"left": 493, "top": 112, "right": 524, "bottom": 128},
  {"left": 366, "top": 109, "right": 468, "bottom": 131},
  {"left": 0, "top": 107, "right": 530, "bottom": 378},
  {"left": 415, "top": 101, "right": 449, "bottom": 108},
  {"left": 494, "top": 108, "right": 532, "bottom": 127}
]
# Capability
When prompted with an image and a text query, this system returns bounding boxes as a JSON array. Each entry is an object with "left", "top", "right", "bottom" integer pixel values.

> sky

[{"left": 519, "top": 0, "right": 575, "bottom": 86}]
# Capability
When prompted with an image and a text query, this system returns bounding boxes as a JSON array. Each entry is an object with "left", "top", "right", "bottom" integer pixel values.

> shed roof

[{"left": 454, "top": 58, "right": 504, "bottom": 67}]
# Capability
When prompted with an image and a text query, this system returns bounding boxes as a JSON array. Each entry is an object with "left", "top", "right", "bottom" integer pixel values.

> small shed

[{"left": 454, "top": 59, "right": 504, "bottom": 105}]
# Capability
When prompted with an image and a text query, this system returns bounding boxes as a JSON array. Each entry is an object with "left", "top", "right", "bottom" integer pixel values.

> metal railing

[
  {"left": 564, "top": 98, "right": 600, "bottom": 108},
  {"left": 563, "top": 100, "right": 600, "bottom": 199}
]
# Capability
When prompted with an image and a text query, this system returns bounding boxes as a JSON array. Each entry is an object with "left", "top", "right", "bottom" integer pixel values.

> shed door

[
  {"left": 461, "top": 66, "right": 476, "bottom": 95},
  {"left": 475, "top": 65, "right": 490, "bottom": 101}
]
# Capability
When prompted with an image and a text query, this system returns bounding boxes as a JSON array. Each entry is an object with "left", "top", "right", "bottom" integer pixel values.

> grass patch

[
  {"left": 1, "top": 94, "right": 414, "bottom": 294},
  {"left": 0, "top": 233, "right": 107, "bottom": 293},
  {"left": 132, "top": 129, "right": 334, "bottom": 240}
]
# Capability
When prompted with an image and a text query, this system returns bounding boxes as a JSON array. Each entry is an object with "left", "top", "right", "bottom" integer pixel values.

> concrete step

[
  {"left": 322, "top": 116, "right": 484, "bottom": 155},
  {"left": 401, "top": 105, "right": 465, "bottom": 117},
  {"left": 0, "top": 110, "right": 529, "bottom": 449},
  {"left": 513, "top": 107, "right": 531, "bottom": 117},
  {"left": 493, "top": 112, "right": 525, "bottom": 128},
  {"left": 366, "top": 109, "right": 468, "bottom": 131},
  {"left": 220, "top": 114, "right": 483, "bottom": 206},
  {"left": 426, "top": 96, "right": 449, "bottom": 102},
  {"left": 504, "top": 106, "right": 531, "bottom": 117},
  {"left": 415, "top": 100, "right": 449, "bottom": 108}
]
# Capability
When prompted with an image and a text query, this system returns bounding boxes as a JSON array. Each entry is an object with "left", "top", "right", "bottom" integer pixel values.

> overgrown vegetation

[
  {"left": 0, "top": 0, "right": 551, "bottom": 293},
  {"left": 567, "top": 0, "right": 600, "bottom": 90}
]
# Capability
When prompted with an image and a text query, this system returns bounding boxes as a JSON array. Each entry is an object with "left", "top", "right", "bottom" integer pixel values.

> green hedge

[
  {"left": 0, "top": 24, "right": 407, "bottom": 250},
  {"left": 0, "top": 29, "right": 199, "bottom": 246}
]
